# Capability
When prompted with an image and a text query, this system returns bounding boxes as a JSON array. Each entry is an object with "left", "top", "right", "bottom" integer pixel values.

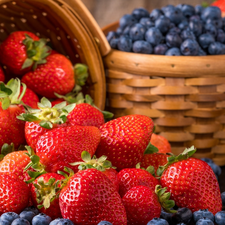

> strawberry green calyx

[
  {"left": 0, "top": 78, "right": 26, "bottom": 110},
  {"left": 17, "top": 97, "right": 75, "bottom": 129},
  {"left": 157, "top": 146, "right": 197, "bottom": 177},
  {"left": 144, "top": 142, "right": 159, "bottom": 154},
  {"left": 136, "top": 162, "right": 155, "bottom": 176},
  {"left": 70, "top": 151, "right": 116, "bottom": 171},
  {"left": 0, "top": 143, "right": 15, "bottom": 161},
  {"left": 74, "top": 63, "right": 89, "bottom": 87},
  {"left": 155, "top": 185, "right": 176, "bottom": 213},
  {"left": 22, "top": 34, "right": 51, "bottom": 71}
]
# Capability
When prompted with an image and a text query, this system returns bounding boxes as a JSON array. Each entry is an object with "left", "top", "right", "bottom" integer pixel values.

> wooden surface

[{"left": 73, "top": 0, "right": 214, "bottom": 27}]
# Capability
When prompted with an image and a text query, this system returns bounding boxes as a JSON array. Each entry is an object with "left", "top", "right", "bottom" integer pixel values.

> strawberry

[
  {"left": 22, "top": 53, "right": 75, "bottom": 98},
  {"left": 0, "top": 65, "right": 5, "bottom": 82},
  {"left": 159, "top": 146, "right": 222, "bottom": 215},
  {"left": 0, "top": 78, "right": 27, "bottom": 149},
  {"left": 150, "top": 133, "right": 172, "bottom": 154},
  {"left": 59, "top": 168, "right": 127, "bottom": 225},
  {"left": 72, "top": 151, "right": 119, "bottom": 191},
  {"left": 0, "top": 31, "right": 50, "bottom": 75},
  {"left": 211, "top": 0, "right": 225, "bottom": 12},
  {"left": 31, "top": 173, "right": 64, "bottom": 219},
  {"left": 122, "top": 185, "right": 174, "bottom": 225},
  {"left": 0, "top": 174, "right": 30, "bottom": 215},
  {"left": 117, "top": 166, "right": 159, "bottom": 197},
  {"left": 21, "top": 86, "right": 39, "bottom": 109},
  {"left": 95, "top": 114, "right": 154, "bottom": 171}
]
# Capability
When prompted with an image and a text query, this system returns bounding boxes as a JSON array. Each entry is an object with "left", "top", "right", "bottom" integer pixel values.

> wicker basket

[
  {"left": 0, "top": 0, "right": 106, "bottom": 110},
  {"left": 102, "top": 21, "right": 225, "bottom": 166}
]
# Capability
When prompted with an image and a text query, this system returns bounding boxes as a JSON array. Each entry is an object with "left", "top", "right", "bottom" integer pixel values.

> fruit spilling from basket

[
  {"left": 106, "top": 4, "right": 225, "bottom": 56},
  {"left": 0, "top": 6, "right": 225, "bottom": 225}
]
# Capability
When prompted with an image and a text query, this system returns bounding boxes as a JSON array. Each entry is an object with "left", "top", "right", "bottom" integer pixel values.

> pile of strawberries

[{"left": 0, "top": 30, "right": 223, "bottom": 225}]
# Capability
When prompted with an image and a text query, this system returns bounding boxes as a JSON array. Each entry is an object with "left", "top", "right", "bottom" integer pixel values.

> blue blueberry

[
  {"left": 11, "top": 218, "right": 30, "bottom": 225},
  {"left": 166, "top": 32, "right": 182, "bottom": 48},
  {"left": 56, "top": 219, "right": 74, "bottom": 225},
  {"left": 49, "top": 218, "right": 63, "bottom": 225},
  {"left": 0, "top": 212, "right": 19, "bottom": 224},
  {"left": 150, "top": 9, "right": 163, "bottom": 22},
  {"left": 168, "top": 27, "right": 181, "bottom": 35},
  {"left": 147, "top": 217, "right": 169, "bottom": 225},
  {"left": 189, "top": 15, "right": 201, "bottom": 22},
  {"left": 122, "top": 26, "right": 131, "bottom": 35},
  {"left": 193, "top": 209, "right": 214, "bottom": 222},
  {"left": 216, "top": 29, "right": 225, "bottom": 43},
  {"left": 155, "top": 15, "right": 171, "bottom": 34},
  {"left": 119, "top": 14, "right": 137, "bottom": 30},
  {"left": 160, "top": 208, "right": 173, "bottom": 224},
  {"left": 198, "top": 33, "right": 215, "bottom": 49},
  {"left": 32, "top": 213, "right": 52, "bottom": 225},
  {"left": 200, "top": 158, "right": 214, "bottom": 164},
  {"left": 132, "top": 40, "right": 153, "bottom": 54},
  {"left": 116, "top": 27, "right": 123, "bottom": 36},
  {"left": 19, "top": 210, "right": 36, "bottom": 224},
  {"left": 164, "top": 7, "right": 183, "bottom": 25},
  {"left": 178, "top": 4, "right": 195, "bottom": 18},
  {"left": 198, "top": 48, "right": 207, "bottom": 56},
  {"left": 196, "top": 217, "right": 214, "bottom": 225},
  {"left": 215, "top": 211, "right": 225, "bottom": 225},
  {"left": 180, "top": 39, "right": 199, "bottom": 56},
  {"left": 154, "top": 44, "right": 168, "bottom": 55},
  {"left": 106, "top": 31, "right": 118, "bottom": 42},
  {"left": 117, "top": 36, "right": 133, "bottom": 52},
  {"left": 129, "top": 23, "right": 146, "bottom": 41},
  {"left": 178, "top": 20, "right": 189, "bottom": 31},
  {"left": 161, "top": 5, "right": 176, "bottom": 15},
  {"left": 109, "top": 38, "right": 119, "bottom": 49},
  {"left": 145, "top": 27, "right": 163, "bottom": 46},
  {"left": 208, "top": 162, "right": 222, "bottom": 176},
  {"left": 201, "top": 6, "right": 222, "bottom": 22},
  {"left": 132, "top": 7, "right": 149, "bottom": 20},
  {"left": 139, "top": 17, "right": 155, "bottom": 29},
  {"left": 206, "top": 18, "right": 223, "bottom": 29},
  {"left": 165, "top": 47, "right": 181, "bottom": 56},
  {"left": 180, "top": 29, "right": 196, "bottom": 41},
  {"left": 221, "top": 192, "right": 225, "bottom": 207},
  {"left": 204, "top": 23, "right": 218, "bottom": 37},
  {"left": 195, "top": 5, "right": 204, "bottom": 15},
  {"left": 208, "top": 42, "right": 225, "bottom": 55},
  {"left": 97, "top": 221, "right": 113, "bottom": 225},
  {"left": 189, "top": 19, "right": 203, "bottom": 37},
  {"left": 171, "top": 207, "right": 193, "bottom": 224}
]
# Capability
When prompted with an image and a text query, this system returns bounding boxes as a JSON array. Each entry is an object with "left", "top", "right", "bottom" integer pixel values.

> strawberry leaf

[
  {"left": 39, "top": 121, "right": 53, "bottom": 129},
  {"left": 144, "top": 143, "right": 159, "bottom": 154},
  {"left": 17, "top": 113, "right": 39, "bottom": 122},
  {"left": 2, "top": 97, "right": 10, "bottom": 110}
]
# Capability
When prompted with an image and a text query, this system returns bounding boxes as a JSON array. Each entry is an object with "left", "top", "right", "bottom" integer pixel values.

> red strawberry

[
  {"left": 0, "top": 65, "right": 5, "bottom": 82},
  {"left": 0, "top": 31, "right": 50, "bottom": 75},
  {"left": 59, "top": 168, "right": 127, "bottom": 225},
  {"left": 22, "top": 53, "right": 75, "bottom": 98},
  {"left": 0, "top": 174, "right": 30, "bottom": 215},
  {"left": 159, "top": 146, "right": 222, "bottom": 215},
  {"left": 21, "top": 86, "right": 39, "bottom": 108},
  {"left": 211, "top": 0, "right": 225, "bottom": 12},
  {"left": 122, "top": 185, "right": 165, "bottom": 225},
  {"left": 150, "top": 133, "right": 172, "bottom": 154},
  {"left": 31, "top": 173, "right": 64, "bottom": 219},
  {"left": 117, "top": 167, "right": 159, "bottom": 197},
  {"left": 0, "top": 78, "right": 27, "bottom": 149},
  {"left": 95, "top": 114, "right": 154, "bottom": 171}
]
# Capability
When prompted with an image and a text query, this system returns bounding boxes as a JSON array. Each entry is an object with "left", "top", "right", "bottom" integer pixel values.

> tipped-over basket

[
  {"left": 0, "top": 0, "right": 106, "bottom": 110},
  {"left": 102, "top": 21, "right": 225, "bottom": 166}
]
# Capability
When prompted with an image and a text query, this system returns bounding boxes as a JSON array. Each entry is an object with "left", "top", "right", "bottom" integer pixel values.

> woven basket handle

[{"left": 63, "top": 0, "right": 111, "bottom": 57}]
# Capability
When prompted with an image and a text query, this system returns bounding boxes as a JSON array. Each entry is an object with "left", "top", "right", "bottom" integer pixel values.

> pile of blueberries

[{"left": 106, "top": 5, "right": 225, "bottom": 56}]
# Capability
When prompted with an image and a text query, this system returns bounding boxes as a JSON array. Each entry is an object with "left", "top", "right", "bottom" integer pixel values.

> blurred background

[{"left": 79, "top": 0, "right": 214, "bottom": 28}]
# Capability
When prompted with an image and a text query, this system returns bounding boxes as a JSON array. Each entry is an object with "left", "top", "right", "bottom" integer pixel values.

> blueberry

[
  {"left": 116, "top": 27, "right": 123, "bottom": 36},
  {"left": 119, "top": 14, "right": 137, "bottom": 30},
  {"left": 154, "top": 44, "right": 169, "bottom": 55},
  {"left": 106, "top": 31, "right": 118, "bottom": 42},
  {"left": 195, "top": 5, "right": 204, "bottom": 15},
  {"left": 155, "top": 15, "right": 171, "bottom": 34},
  {"left": 109, "top": 38, "right": 119, "bottom": 49},
  {"left": 189, "top": 15, "right": 201, "bottom": 22},
  {"left": 216, "top": 29, "right": 225, "bottom": 43},
  {"left": 164, "top": 7, "right": 183, "bottom": 25},
  {"left": 161, "top": 5, "right": 176, "bottom": 14},
  {"left": 49, "top": 218, "right": 63, "bottom": 225},
  {"left": 208, "top": 162, "right": 222, "bottom": 176},
  {"left": 139, "top": 17, "right": 155, "bottom": 29},
  {"left": 117, "top": 36, "right": 133, "bottom": 52},
  {"left": 11, "top": 218, "right": 30, "bottom": 225},
  {"left": 196, "top": 217, "right": 214, "bottom": 225},
  {"left": 215, "top": 211, "right": 225, "bottom": 225},
  {"left": 132, "top": 40, "right": 153, "bottom": 54},
  {"left": 19, "top": 210, "right": 36, "bottom": 224},
  {"left": 171, "top": 207, "right": 193, "bottom": 224},
  {"left": 97, "top": 221, "right": 113, "bottom": 225},
  {"left": 145, "top": 27, "right": 163, "bottom": 46},
  {"left": 200, "top": 158, "right": 214, "bottom": 164},
  {"left": 193, "top": 209, "right": 214, "bottom": 222},
  {"left": 221, "top": 192, "right": 225, "bottom": 207},
  {"left": 56, "top": 219, "right": 74, "bottom": 225},
  {"left": 168, "top": 27, "right": 181, "bottom": 34},
  {"left": 208, "top": 42, "right": 225, "bottom": 55},
  {"left": 178, "top": 20, "right": 189, "bottom": 31},
  {"left": 178, "top": 4, "right": 195, "bottom": 18},
  {"left": 180, "top": 29, "right": 196, "bottom": 41},
  {"left": 180, "top": 39, "right": 199, "bottom": 56},
  {"left": 160, "top": 208, "right": 173, "bottom": 223},
  {"left": 132, "top": 8, "right": 149, "bottom": 20},
  {"left": 150, "top": 9, "right": 163, "bottom": 22},
  {"left": 129, "top": 23, "right": 146, "bottom": 41},
  {"left": 189, "top": 19, "right": 203, "bottom": 37},
  {"left": 201, "top": 6, "right": 222, "bottom": 22},
  {"left": 198, "top": 33, "right": 215, "bottom": 49},
  {"left": 166, "top": 32, "right": 182, "bottom": 48},
  {"left": 0, "top": 212, "right": 19, "bottom": 224},
  {"left": 147, "top": 217, "right": 169, "bottom": 225},
  {"left": 165, "top": 47, "right": 181, "bottom": 56},
  {"left": 122, "top": 26, "right": 131, "bottom": 35},
  {"left": 32, "top": 213, "right": 52, "bottom": 225},
  {"left": 204, "top": 23, "right": 218, "bottom": 37},
  {"left": 198, "top": 48, "right": 207, "bottom": 56},
  {"left": 206, "top": 18, "right": 223, "bottom": 29}
]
